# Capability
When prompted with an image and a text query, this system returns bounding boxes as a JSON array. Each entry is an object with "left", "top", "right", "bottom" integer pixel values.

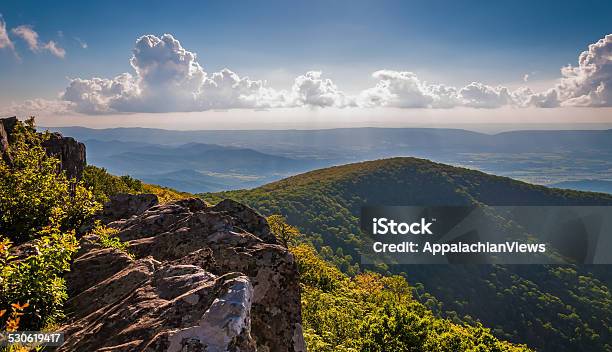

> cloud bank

[{"left": 4, "top": 32, "right": 612, "bottom": 115}]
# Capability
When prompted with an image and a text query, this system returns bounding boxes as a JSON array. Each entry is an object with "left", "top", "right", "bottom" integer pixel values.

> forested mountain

[{"left": 203, "top": 157, "right": 612, "bottom": 352}]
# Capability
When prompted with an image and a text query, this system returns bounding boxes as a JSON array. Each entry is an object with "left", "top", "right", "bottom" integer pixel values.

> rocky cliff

[
  {"left": 0, "top": 116, "right": 86, "bottom": 179},
  {"left": 60, "top": 194, "right": 305, "bottom": 351}
]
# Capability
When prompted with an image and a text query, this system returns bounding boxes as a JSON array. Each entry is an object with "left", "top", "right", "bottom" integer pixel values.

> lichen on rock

[{"left": 60, "top": 195, "right": 305, "bottom": 352}]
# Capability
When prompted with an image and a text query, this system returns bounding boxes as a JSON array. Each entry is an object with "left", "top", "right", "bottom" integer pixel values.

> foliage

[
  {"left": 0, "top": 119, "right": 186, "bottom": 335},
  {"left": 0, "top": 225, "right": 78, "bottom": 330},
  {"left": 83, "top": 164, "right": 190, "bottom": 205},
  {"left": 204, "top": 157, "right": 612, "bottom": 352},
  {"left": 0, "top": 301, "right": 33, "bottom": 352},
  {"left": 292, "top": 244, "right": 344, "bottom": 292},
  {"left": 0, "top": 118, "right": 89, "bottom": 331},
  {"left": 267, "top": 215, "right": 301, "bottom": 247},
  {"left": 142, "top": 183, "right": 191, "bottom": 203},
  {"left": 293, "top": 243, "right": 531, "bottom": 352},
  {"left": 0, "top": 118, "right": 100, "bottom": 244},
  {"left": 89, "top": 221, "right": 131, "bottom": 257},
  {"left": 82, "top": 165, "right": 144, "bottom": 204}
]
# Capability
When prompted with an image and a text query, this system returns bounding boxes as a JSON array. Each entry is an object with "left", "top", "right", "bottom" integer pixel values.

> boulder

[
  {"left": 60, "top": 196, "right": 305, "bottom": 352},
  {"left": 101, "top": 193, "right": 160, "bottom": 222}
]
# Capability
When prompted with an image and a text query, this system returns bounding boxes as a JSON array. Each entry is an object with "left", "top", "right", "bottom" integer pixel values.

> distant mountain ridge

[
  {"left": 46, "top": 126, "right": 612, "bottom": 153},
  {"left": 47, "top": 126, "right": 612, "bottom": 191},
  {"left": 550, "top": 179, "right": 612, "bottom": 194},
  {"left": 81, "top": 139, "right": 332, "bottom": 192}
]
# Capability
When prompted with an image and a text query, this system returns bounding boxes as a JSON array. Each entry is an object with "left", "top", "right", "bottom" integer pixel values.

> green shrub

[
  {"left": 0, "top": 118, "right": 100, "bottom": 243},
  {"left": 0, "top": 225, "right": 78, "bottom": 330},
  {"left": 89, "top": 221, "right": 132, "bottom": 257},
  {"left": 82, "top": 165, "right": 144, "bottom": 204},
  {"left": 294, "top": 244, "right": 532, "bottom": 352},
  {"left": 0, "top": 118, "right": 98, "bottom": 330}
]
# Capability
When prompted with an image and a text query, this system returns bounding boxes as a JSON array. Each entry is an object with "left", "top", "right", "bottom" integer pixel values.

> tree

[{"left": 267, "top": 214, "right": 301, "bottom": 247}]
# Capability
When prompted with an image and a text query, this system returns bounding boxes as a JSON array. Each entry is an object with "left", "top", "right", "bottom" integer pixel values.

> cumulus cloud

[
  {"left": 11, "top": 25, "right": 66, "bottom": 58},
  {"left": 358, "top": 71, "right": 517, "bottom": 109},
  {"left": 5, "top": 32, "right": 612, "bottom": 116},
  {"left": 459, "top": 83, "right": 515, "bottom": 108},
  {"left": 290, "top": 71, "right": 353, "bottom": 108},
  {"left": 356, "top": 34, "right": 611, "bottom": 109},
  {"left": 526, "top": 88, "right": 560, "bottom": 108},
  {"left": 200, "top": 68, "right": 277, "bottom": 109},
  {"left": 359, "top": 71, "right": 435, "bottom": 108},
  {"left": 555, "top": 34, "right": 612, "bottom": 107},
  {"left": 62, "top": 74, "right": 140, "bottom": 114},
  {"left": 61, "top": 34, "right": 292, "bottom": 113}
]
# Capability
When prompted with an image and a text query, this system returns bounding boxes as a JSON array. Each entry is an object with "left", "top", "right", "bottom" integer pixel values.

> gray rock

[
  {"left": 61, "top": 196, "right": 305, "bottom": 352},
  {"left": 42, "top": 132, "right": 86, "bottom": 180},
  {"left": 0, "top": 116, "right": 18, "bottom": 165},
  {"left": 101, "top": 193, "right": 160, "bottom": 222}
]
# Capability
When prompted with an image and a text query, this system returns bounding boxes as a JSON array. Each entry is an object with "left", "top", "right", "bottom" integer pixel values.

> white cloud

[
  {"left": 11, "top": 25, "right": 38, "bottom": 51},
  {"left": 289, "top": 71, "right": 353, "bottom": 108},
  {"left": 0, "top": 98, "right": 74, "bottom": 117},
  {"left": 0, "top": 15, "right": 15, "bottom": 52},
  {"left": 62, "top": 74, "right": 140, "bottom": 114},
  {"left": 459, "top": 82, "right": 515, "bottom": 108},
  {"left": 5, "top": 32, "right": 612, "bottom": 116},
  {"left": 355, "top": 34, "right": 611, "bottom": 110},
  {"left": 11, "top": 24, "right": 66, "bottom": 58},
  {"left": 359, "top": 71, "right": 435, "bottom": 108},
  {"left": 556, "top": 34, "right": 612, "bottom": 107},
  {"left": 61, "top": 34, "right": 291, "bottom": 113},
  {"left": 43, "top": 40, "right": 65, "bottom": 58},
  {"left": 358, "top": 71, "right": 517, "bottom": 109},
  {"left": 200, "top": 68, "right": 277, "bottom": 109},
  {"left": 526, "top": 88, "right": 560, "bottom": 108}
]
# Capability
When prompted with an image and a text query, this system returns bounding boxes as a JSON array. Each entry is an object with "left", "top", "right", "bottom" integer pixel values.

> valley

[{"left": 48, "top": 126, "right": 612, "bottom": 194}]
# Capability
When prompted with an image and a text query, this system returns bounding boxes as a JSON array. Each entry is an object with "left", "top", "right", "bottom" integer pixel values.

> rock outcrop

[
  {"left": 0, "top": 116, "right": 86, "bottom": 179},
  {"left": 42, "top": 132, "right": 86, "bottom": 180},
  {"left": 60, "top": 195, "right": 305, "bottom": 352},
  {"left": 100, "top": 193, "right": 160, "bottom": 222},
  {"left": 0, "top": 116, "right": 17, "bottom": 165}
]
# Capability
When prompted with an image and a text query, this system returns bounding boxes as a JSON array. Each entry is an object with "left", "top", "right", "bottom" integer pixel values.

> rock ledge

[{"left": 60, "top": 195, "right": 305, "bottom": 352}]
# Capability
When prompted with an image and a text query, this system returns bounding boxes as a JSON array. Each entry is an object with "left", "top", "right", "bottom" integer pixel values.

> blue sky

[{"left": 0, "top": 0, "right": 611, "bottom": 128}]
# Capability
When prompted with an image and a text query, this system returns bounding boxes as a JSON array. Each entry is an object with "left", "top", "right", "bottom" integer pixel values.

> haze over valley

[{"left": 48, "top": 126, "right": 612, "bottom": 194}]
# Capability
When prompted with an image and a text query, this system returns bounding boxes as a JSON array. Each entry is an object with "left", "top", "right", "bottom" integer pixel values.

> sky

[{"left": 0, "top": 0, "right": 611, "bottom": 130}]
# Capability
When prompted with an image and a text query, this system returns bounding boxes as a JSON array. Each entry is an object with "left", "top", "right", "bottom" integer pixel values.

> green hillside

[{"left": 203, "top": 157, "right": 612, "bottom": 352}]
